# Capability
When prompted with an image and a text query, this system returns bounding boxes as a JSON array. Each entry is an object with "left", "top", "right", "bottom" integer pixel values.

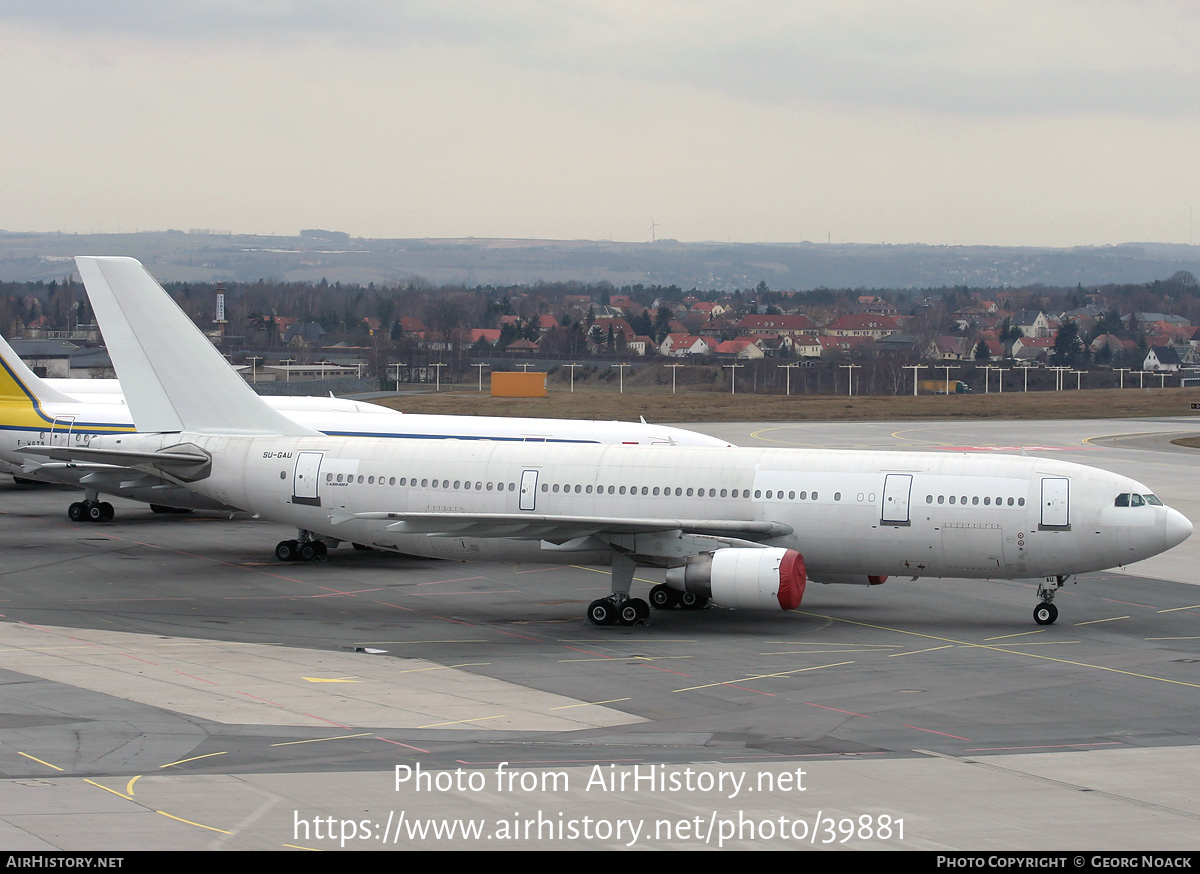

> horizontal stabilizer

[{"left": 20, "top": 444, "right": 211, "bottom": 481}]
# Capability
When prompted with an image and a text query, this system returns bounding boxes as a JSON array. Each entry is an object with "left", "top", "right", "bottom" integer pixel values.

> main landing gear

[
  {"left": 587, "top": 553, "right": 650, "bottom": 626},
  {"left": 648, "top": 584, "right": 709, "bottom": 612},
  {"left": 585, "top": 553, "right": 710, "bottom": 627},
  {"left": 587, "top": 595, "right": 650, "bottom": 627},
  {"left": 1034, "top": 575, "right": 1073, "bottom": 625},
  {"left": 67, "top": 498, "right": 114, "bottom": 523},
  {"left": 275, "top": 531, "right": 328, "bottom": 562}
]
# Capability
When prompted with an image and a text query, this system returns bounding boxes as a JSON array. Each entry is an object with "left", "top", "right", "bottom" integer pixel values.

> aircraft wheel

[
  {"left": 311, "top": 541, "right": 328, "bottom": 561},
  {"left": 649, "top": 584, "right": 679, "bottom": 609},
  {"left": 588, "top": 599, "right": 617, "bottom": 626},
  {"left": 275, "top": 540, "right": 298, "bottom": 561},
  {"left": 87, "top": 502, "right": 104, "bottom": 522},
  {"left": 299, "top": 542, "right": 318, "bottom": 562},
  {"left": 68, "top": 502, "right": 85, "bottom": 522},
  {"left": 1034, "top": 602, "right": 1058, "bottom": 626},
  {"left": 98, "top": 502, "right": 115, "bottom": 523},
  {"left": 619, "top": 600, "right": 648, "bottom": 629},
  {"left": 679, "top": 592, "right": 709, "bottom": 610}
]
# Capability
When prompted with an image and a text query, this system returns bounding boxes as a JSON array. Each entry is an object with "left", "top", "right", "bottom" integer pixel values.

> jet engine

[{"left": 665, "top": 547, "right": 805, "bottom": 610}]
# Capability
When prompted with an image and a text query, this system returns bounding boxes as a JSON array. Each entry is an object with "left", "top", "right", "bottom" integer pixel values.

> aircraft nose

[{"left": 1165, "top": 508, "right": 1193, "bottom": 549}]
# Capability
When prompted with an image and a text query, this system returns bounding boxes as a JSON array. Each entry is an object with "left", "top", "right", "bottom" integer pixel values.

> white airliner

[
  {"left": 30, "top": 257, "right": 1191, "bottom": 628},
  {"left": 0, "top": 333, "right": 730, "bottom": 523}
]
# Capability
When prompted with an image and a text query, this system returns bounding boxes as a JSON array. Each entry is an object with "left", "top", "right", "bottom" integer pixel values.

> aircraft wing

[{"left": 330, "top": 509, "right": 791, "bottom": 546}]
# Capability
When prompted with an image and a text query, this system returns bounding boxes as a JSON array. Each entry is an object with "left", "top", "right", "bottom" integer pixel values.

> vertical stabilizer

[
  {"left": 76, "top": 257, "right": 317, "bottom": 437},
  {"left": 0, "top": 333, "right": 78, "bottom": 406}
]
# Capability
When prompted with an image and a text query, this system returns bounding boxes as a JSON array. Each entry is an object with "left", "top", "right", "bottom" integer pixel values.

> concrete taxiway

[{"left": 0, "top": 417, "right": 1197, "bottom": 850}]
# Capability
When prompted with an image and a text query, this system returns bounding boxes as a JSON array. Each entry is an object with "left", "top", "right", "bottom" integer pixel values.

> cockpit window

[{"left": 1115, "top": 493, "right": 1152, "bottom": 507}]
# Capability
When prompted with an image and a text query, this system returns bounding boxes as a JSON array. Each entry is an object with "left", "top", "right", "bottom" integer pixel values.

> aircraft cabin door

[
  {"left": 1040, "top": 477, "right": 1070, "bottom": 529},
  {"left": 881, "top": 474, "right": 913, "bottom": 526},
  {"left": 292, "top": 451, "right": 324, "bottom": 506},
  {"left": 50, "top": 416, "right": 75, "bottom": 448},
  {"left": 519, "top": 469, "right": 539, "bottom": 511}
]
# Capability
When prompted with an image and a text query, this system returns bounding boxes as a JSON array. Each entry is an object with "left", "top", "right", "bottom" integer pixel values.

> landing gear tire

[
  {"left": 649, "top": 584, "right": 680, "bottom": 610},
  {"left": 588, "top": 599, "right": 618, "bottom": 626},
  {"left": 1034, "top": 602, "right": 1058, "bottom": 626},
  {"left": 679, "top": 592, "right": 709, "bottom": 610},
  {"left": 98, "top": 502, "right": 114, "bottom": 523},
  {"left": 275, "top": 540, "right": 299, "bottom": 561},
  {"left": 87, "top": 502, "right": 104, "bottom": 522},
  {"left": 618, "top": 598, "right": 650, "bottom": 626},
  {"left": 68, "top": 502, "right": 85, "bottom": 522}
]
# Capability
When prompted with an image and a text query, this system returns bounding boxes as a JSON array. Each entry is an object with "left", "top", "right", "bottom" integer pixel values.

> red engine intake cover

[{"left": 777, "top": 549, "right": 807, "bottom": 610}]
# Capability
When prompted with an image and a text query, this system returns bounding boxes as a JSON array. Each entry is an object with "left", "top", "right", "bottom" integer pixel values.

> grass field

[{"left": 374, "top": 385, "right": 1200, "bottom": 423}]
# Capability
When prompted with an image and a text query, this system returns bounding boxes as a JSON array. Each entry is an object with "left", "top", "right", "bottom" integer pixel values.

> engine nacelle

[{"left": 665, "top": 547, "right": 806, "bottom": 610}]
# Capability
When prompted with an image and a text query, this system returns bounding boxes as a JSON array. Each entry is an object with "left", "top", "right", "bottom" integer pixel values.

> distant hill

[{"left": 2, "top": 230, "right": 1198, "bottom": 290}]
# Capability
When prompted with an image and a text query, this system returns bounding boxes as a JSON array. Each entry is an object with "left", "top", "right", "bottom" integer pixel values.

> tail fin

[
  {"left": 75, "top": 257, "right": 316, "bottom": 437},
  {"left": 0, "top": 333, "right": 78, "bottom": 407}
]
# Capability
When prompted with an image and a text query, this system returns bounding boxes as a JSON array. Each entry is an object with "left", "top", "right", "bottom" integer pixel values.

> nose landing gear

[{"left": 1034, "top": 575, "right": 1073, "bottom": 625}]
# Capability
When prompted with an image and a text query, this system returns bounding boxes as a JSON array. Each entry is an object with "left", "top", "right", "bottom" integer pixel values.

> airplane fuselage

[{"left": 89, "top": 431, "right": 1190, "bottom": 581}]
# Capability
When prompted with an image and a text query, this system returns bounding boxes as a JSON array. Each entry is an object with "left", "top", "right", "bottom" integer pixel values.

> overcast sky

[{"left": 2, "top": 1, "right": 1198, "bottom": 247}]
